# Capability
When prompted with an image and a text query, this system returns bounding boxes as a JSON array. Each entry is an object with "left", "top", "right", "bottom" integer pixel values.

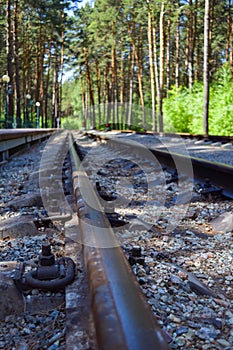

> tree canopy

[
  {"left": 0, "top": 0, "right": 233, "bottom": 135},
  {"left": 62, "top": 0, "right": 233, "bottom": 135}
]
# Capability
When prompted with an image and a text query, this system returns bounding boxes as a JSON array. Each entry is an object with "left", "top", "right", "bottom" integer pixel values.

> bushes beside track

[{"left": 163, "top": 64, "right": 233, "bottom": 136}]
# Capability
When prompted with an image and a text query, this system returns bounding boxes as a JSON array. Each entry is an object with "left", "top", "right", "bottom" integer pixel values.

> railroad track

[
  {"left": 0, "top": 128, "right": 56, "bottom": 163},
  {"left": 68, "top": 132, "right": 170, "bottom": 349},
  {"left": 84, "top": 130, "right": 233, "bottom": 199},
  {"left": 68, "top": 131, "right": 233, "bottom": 348},
  {"left": 85, "top": 128, "right": 233, "bottom": 147},
  {"left": 0, "top": 129, "right": 233, "bottom": 349}
]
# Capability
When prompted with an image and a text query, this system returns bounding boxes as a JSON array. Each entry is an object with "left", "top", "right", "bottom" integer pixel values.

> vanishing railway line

[
  {"left": 84, "top": 130, "right": 233, "bottom": 198},
  {"left": 0, "top": 129, "right": 233, "bottom": 349}
]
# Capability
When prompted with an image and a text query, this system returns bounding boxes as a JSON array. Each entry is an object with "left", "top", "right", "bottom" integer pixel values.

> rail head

[
  {"left": 0, "top": 128, "right": 56, "bottom": 141},
  {"left": 84, "top": 132, "right": 233, "bottom": 199},
  {"left": 0, "top": 129, "right": 58, "bottom": 163},
  {"left": 68, "top": 132, "right": 170, "bottom": 350}
]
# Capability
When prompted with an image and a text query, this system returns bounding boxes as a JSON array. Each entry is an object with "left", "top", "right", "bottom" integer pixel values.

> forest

[{"left": 1, "top": 0, "right": 233, "bottom": 135}]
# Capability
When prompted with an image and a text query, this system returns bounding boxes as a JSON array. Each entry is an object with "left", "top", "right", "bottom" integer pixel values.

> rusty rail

[
  {"left": 84, "top": 132, "right": 233, "bottom": 199},
  {"left": 68, "top": 133, "right": 170, "bottom": 350},
  {"left": 150, "top": 148, "right": 233, "bottom": 199}
]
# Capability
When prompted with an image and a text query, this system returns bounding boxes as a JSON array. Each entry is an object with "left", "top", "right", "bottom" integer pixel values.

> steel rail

[
  {"left": 150, "top": 148, "right": 233, "bottom": 199},
  {"left": 0, "top": 128, "right": 56, "bottom": 141},
  {"left": 68, "top": 133, "right": 170, "bottom": 350},
  {"left": 0, "top": 129, "right": 56, "bottom": 163},
  {"left": 85, "top": 133, "right": 233, "bottom": 199},
  {"left": 84, "top": 129, "right": 233, "bottom": 144}
]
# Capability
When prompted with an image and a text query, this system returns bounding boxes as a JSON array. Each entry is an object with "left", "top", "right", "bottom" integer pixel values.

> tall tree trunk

[
  {"left": 153, "top": 23, "right": 160, "bottom": 133},
  {"left": 84, "top": 47, "right": 95, "bottom": 128},
  {"left": 58, "top": 11, "right": 65, "bottom": 128},
  {"left": 166, "top": 16, "right": 171, "bottom": 97},
  {"left": 6, "top": 0, "right": 14, "bottom": 128},
  {"left": 111, "top": 21, "right": 118, "bottom": 126},
  {"left": 203, "top": 0, "right": 210, "bottom": 136},
  {"left": 120, "top": 48, "right": 125, "bottom": 128},
  {"left": 208, "top": 0, "right": 215, "bottom": 79},
  {"left": 103, "top": 65, "right": 108, "bottom": 120},
  {"left": 175, "top": 12, "right": 180, "bottom": 92},
  {"left": 194, "top": 0, "right": 201, "bottom": 82},
  {"left": 226, "top": 0, "right": 232, "bottom": 72},
  {"left": 188, "top": 0, "right": 194, "bottom": 89},
  {"left": 95, "top": 60, "right": 101, "bottom": 126},
  {"left": 111, "top": 45, "right": 117, "bottom": 126},
  {"left": 52, "top": 57, "right": 58, "bottom": 128},
  {"left": 148, "top": 7, "right": 156, "bottom": 131},
  {"left": 120, "top": 49, "right": 124, "bottom": 104},
  {"left": 35, "top": 16, "right": 44, "bottom": 127},
  {"left": 13, "top": 0, "right": 21, "bottom": 128},
  {"left": 231, "top": 15, "right": 233, "bottom": 77},
  {"left": 39, "top": 39, "right": 45, "bottom": 127},
  {"left": 138, "top": 26, "right": 145, "bottom": 129},
  {"left": 44, "top": 42, "right": 51, "bottom": 128},
  {"left": 184, "top": 0, "right": 195, "bottom": 89},
  {"left": 127, "top": 50, "right": 134, "bottom": 128},
  {"left": 81, "top": 78, "right": 87, "bottom": 127},
  {"left": 129, "top": 22, "right": 145, "bottom": 129},
  {"left": 193, "top": 0, "right": 198, "bottom": 82},
  {"left": 22, "top": 24, "right": 27, "bottom": 127},
  {"left": 158, "top": 0, "right": 164, "bottom": 133}
]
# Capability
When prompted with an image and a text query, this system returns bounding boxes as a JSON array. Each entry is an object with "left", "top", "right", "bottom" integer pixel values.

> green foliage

[
  {"left": 163, "top": 84, "right": 204, "bottom": 133},
  {"left": 163, "top": 65, "right": 233, "bottom": 135},
  {"left": 63, "top": 62, "right": 233, "bottom": 135},
  {"left": 61, "top": 115, "right": 82, "bottom": 129},
  {"left": 208, "top": 65, "right": 233, "bottom": 135},
  {"left": 62, "top": 1, "right": 233, "bottom": 135},
  {"left": 62, "top": 79, "right": 83, "bottom": 115}
]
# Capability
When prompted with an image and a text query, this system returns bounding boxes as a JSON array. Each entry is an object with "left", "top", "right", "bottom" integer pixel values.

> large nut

[{"left": 39, "top": 244, "right": 55, "bottom": 266}]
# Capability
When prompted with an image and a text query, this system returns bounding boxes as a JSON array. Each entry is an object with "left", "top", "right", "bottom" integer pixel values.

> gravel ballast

[
  {"left": 76, "top": 132, "right": 233, "bottom": 349},
  {"left": 0, "top": 142, "right": 66, "bottom": 350},
  {"left": 1, "top": 131, "right": 233, "bottom": 349}
]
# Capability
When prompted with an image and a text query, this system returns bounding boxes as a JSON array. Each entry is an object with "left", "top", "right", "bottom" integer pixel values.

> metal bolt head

[
  {"left": 42, "top": 243, "right": 51, "bottom": 256},
  {"left": 39, "top": 244, "right": 55, "bottom": 266}
]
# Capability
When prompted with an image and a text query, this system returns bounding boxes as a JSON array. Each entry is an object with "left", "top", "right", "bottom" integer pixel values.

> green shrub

[
  {"left": 61, "top": 116, "right": 82, "bottom": 130},
  {"left": 163, "top": 68, "right": 233, "bottom": 136}
]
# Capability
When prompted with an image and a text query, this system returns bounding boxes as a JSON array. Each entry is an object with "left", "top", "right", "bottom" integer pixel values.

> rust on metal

[
  {"left": 24, "top": 257, "right": 75, "bottom": 291},
  {"left": 0, "top": 261, "right": 65, "bottom": 319},
  {"left": 69, "top": 133, "right": 170, "bottom": 350},
  {"left": 149, "top": 148, "right": 233, "bottom": 199}
]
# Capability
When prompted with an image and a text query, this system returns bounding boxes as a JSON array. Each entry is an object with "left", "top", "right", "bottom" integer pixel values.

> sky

[{"left": 78, "top": 0, "right": 94, "bottom": 8}]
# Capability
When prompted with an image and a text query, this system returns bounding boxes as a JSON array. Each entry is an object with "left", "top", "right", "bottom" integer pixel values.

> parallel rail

[
  {"left": 4, "top": 129, "right": 232, "bottom": 348},
  {"left": 0, "top": 129, "right": 56, "bottom": 162},
  {"left": 151, "top": 148, "right": 233, "bottom": 199},
  {"left": 84, "top": 131, "right": 233, "bottom": 199},
  {"left": 84, "top": 129, "right": 233, "bottom": 144},
  {"left": 68, "top": 133, "right": 170, "bottom": 350}
]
